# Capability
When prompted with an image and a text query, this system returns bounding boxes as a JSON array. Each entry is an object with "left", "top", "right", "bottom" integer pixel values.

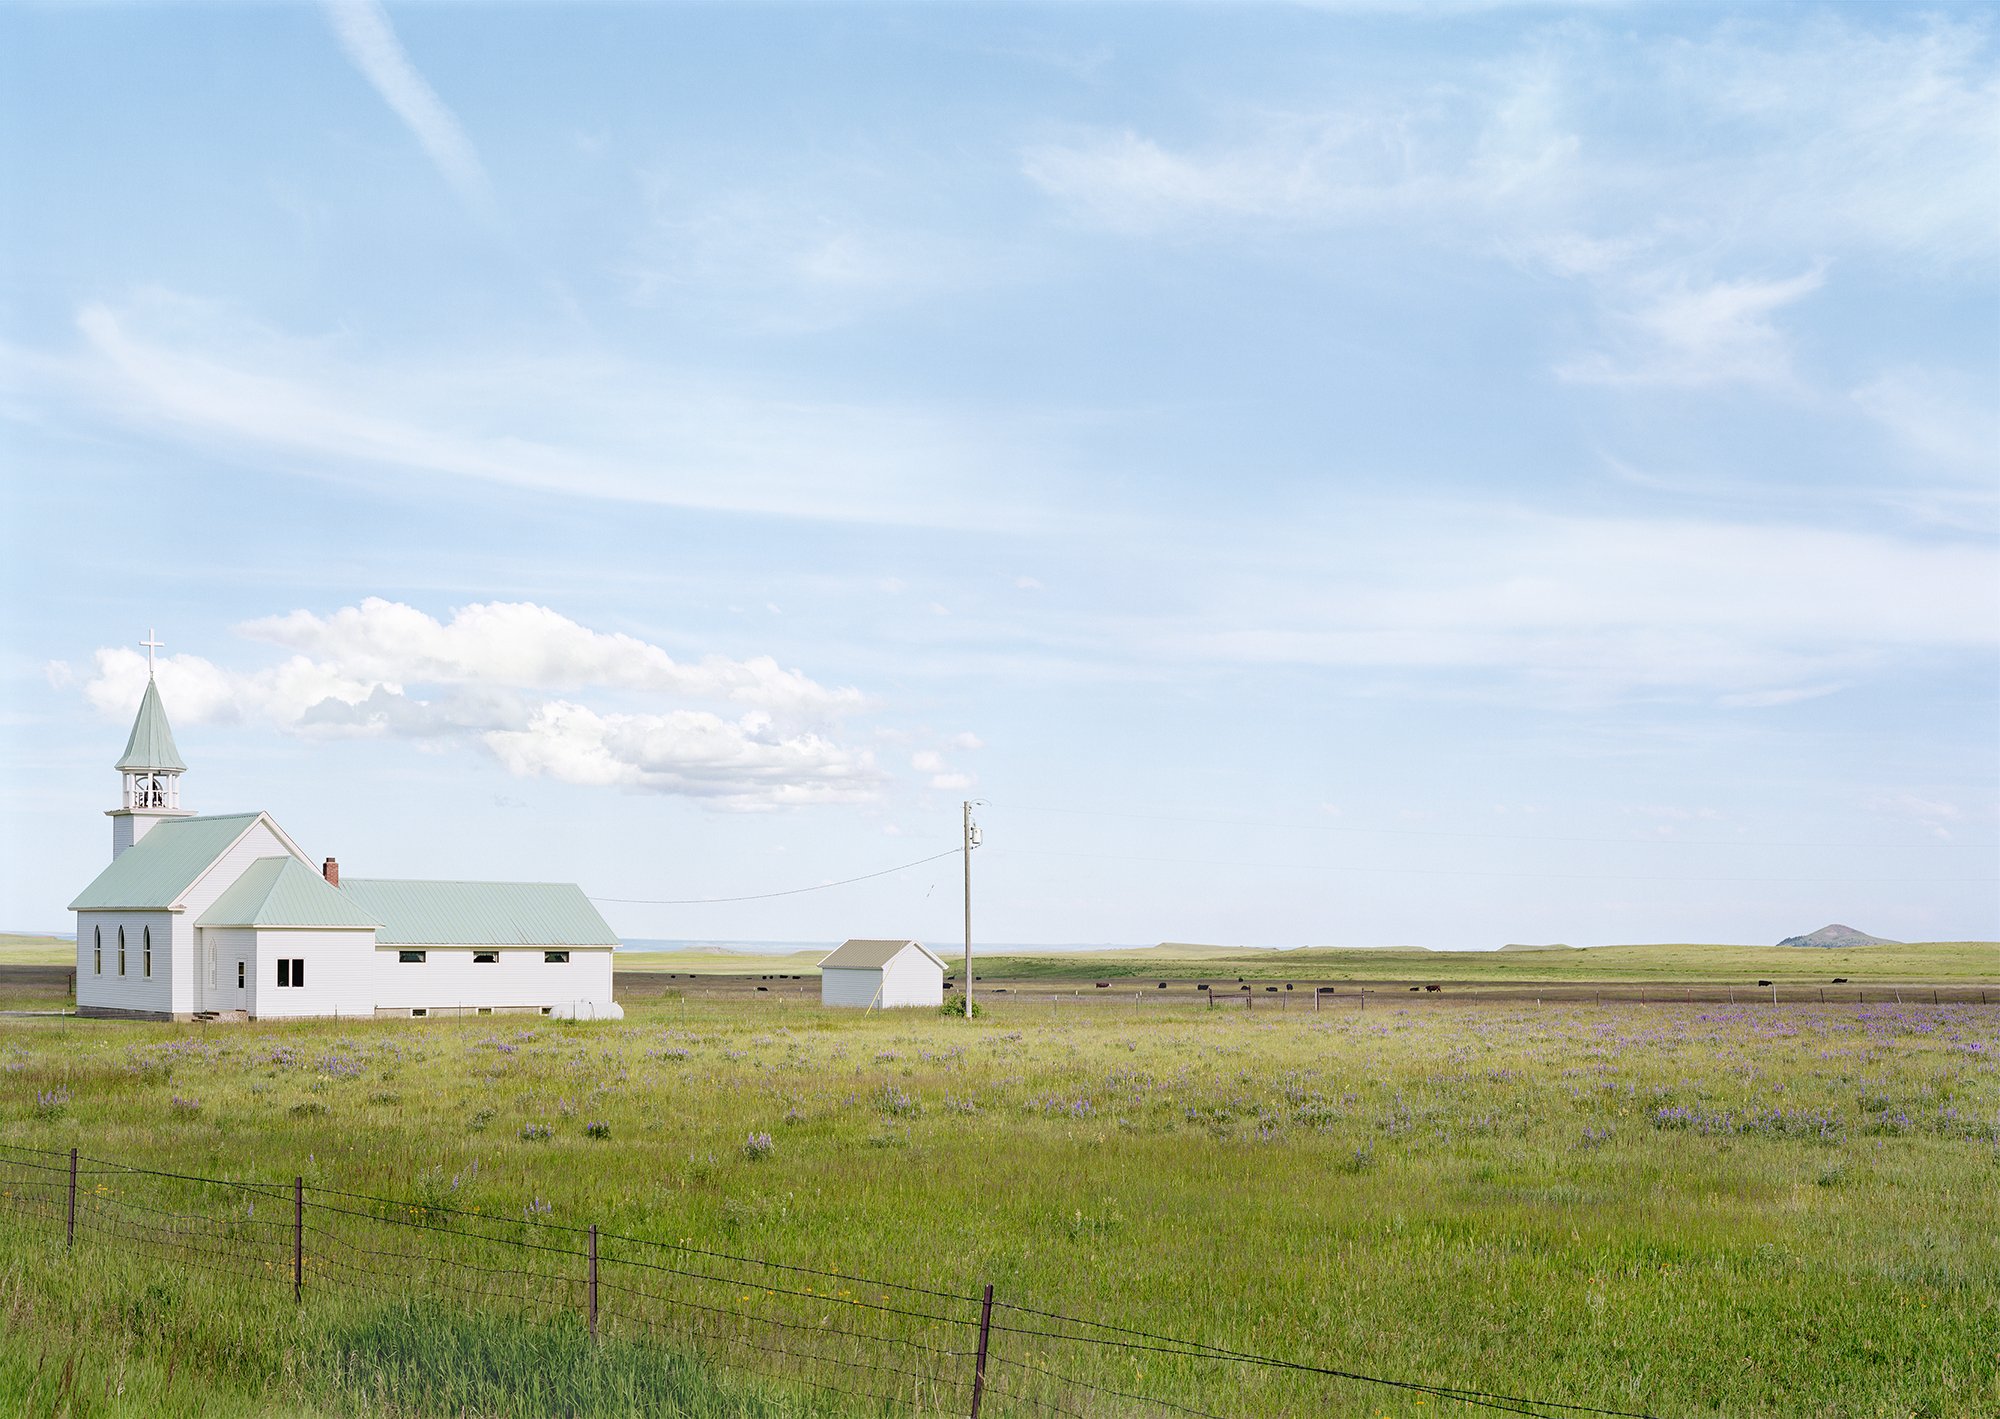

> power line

[{"left": 590, "top": 849, "right": 957, "bottom": 906}]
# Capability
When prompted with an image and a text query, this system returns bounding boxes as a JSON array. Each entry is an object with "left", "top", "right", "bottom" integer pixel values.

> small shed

[{"left": 819, "top": 939, "right": 946, "bottom": 1009}]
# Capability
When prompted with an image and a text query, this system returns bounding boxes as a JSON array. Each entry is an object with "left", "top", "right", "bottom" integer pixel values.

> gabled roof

[
  {"left": 820, "top": 939, "right": 946, "bottom": 971},
  {"left": 337, "top": 879, "right": 619, "bottom": 947},
  {"left": 69, "top": 813, "right": 267, "bottom": 911},
  {"left": 197, "top": 857, "right": 379, "bottom": 930},
  {"left": 116, "top": 679, "right": 187, "bottom": 773}
]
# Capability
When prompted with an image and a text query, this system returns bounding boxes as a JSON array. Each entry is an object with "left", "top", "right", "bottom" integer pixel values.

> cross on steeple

[{"left": 141, "top": 629, "right": 163, "bottom": 678}]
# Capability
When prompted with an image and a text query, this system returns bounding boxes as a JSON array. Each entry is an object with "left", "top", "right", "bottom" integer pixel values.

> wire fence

[{"left": 0, "top": 1140, "right": 1657, "bottom": 1419}]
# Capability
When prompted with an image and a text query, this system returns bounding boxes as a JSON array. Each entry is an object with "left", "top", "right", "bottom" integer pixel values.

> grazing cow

[
  {"left": 1424, "top": 984, "right": 1441, "bottom": 993},
  {"left": 1758, "top": 979, "right": 1773, "bottom": 987},
  {"left": 1095, "top": 981, "right": 1109, "bottom": 988},
  {"left": 1832, "top": 977, "right": 1849, "bottom": 983}
]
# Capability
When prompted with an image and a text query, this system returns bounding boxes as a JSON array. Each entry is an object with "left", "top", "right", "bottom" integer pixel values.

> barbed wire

[{"left": 0, "top": 1144, "right": 1664, "bottom": 1419}]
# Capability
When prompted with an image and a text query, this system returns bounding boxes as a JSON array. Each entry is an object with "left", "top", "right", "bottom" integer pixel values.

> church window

[
  {"left": 118, "top": 927, "right": 127, "bottom": 976},
  {"left": 473, "top": 951, "right": 498, "bottom": 964},
  {"left": 398, "top": 950, "right": 426, "bottom": 964},
  {"left": 143, "top": 927, "right": 152, "bottom": 978},
  {"left": 292, "top": 958, "right": 304, "bottom": 987},
  {"left": 93, "top": 927, "right": 102, "bottom": 975},
  {"left": 544, "top": 950, "right": 570, "bottom": 964},
  {"left": 237, "top": 961, "right": 245, "bottom": 990},
  {"left": 278, "top": 959, "right": 291, "bottom": 987}
]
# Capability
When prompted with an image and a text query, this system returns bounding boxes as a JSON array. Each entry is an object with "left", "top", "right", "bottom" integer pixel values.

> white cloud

[
  {"left": 239, "top": 599, "right": 863, "bottom": 715},
  {"left": 10, "top": 293, "right": 1038, "bottom": 529},
  {"left": 623, "top": 183, "right": 988, "bottom": 332},
  {"left": 1715, "top": 684, "right": 1845, "bottom": 709},
  {"left": 486, "top": 702, "right": 878, "bottom": 809},
  {"left": 910, "top": 750, "right": 947, "bottom": 774},
  {"left": 1558, "top": 266, "right": 1827, "bottom": 389},
  {"left": 1853, "top": 368, "right": 2000, "bottom": 474},
  {"left": 62, "top": 600, "right": 881, "bottom": 809},
  {"left": 949, "top": 732, "right": 985, "bottom": 750},
  {"left": 322, "top": 0, "right": 497, "bottom": 225},
  {"left": 1024, "top": 18, "right": 1997, "bottom": 388},
  {"left": 1124, "top": 508, "right": 1999, "bottom": 705}
]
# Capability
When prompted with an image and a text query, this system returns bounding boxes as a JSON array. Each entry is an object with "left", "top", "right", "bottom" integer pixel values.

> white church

[{"left": 69, "top": 641, "right": 622, "bottom": 1022}]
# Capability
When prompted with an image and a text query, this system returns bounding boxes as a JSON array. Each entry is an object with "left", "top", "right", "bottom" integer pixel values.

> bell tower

[{"left": 108, "top": 630, "right": 193, "bottom": 860}]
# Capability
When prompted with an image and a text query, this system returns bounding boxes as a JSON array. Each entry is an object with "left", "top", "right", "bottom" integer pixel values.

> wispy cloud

[
  {"left": 323, "top": 0, "right": 497, "bottom": 225},
  {"left": 1557, "top": 265, "right": 1827, "bottom": 389},
  {"left": 1084, "top": 507, "right": 2000, "bottom": 707},
  {"left": 1024, "top": 17, "right": 1997, "bottom": 387},
  {"left": 9, "top": 291, "right": 1044, "bottom": 529}
]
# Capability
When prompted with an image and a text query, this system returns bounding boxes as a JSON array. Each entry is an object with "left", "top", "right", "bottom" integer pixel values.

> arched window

[
  {"left": 143, "top": 926, "right": 152, "bottom": 978},
  {"left": 118, "top": 926, "right": 127, "bottom": 976},
  {"left": 93, "top": 926, "right": 102, "bottom": 975}
]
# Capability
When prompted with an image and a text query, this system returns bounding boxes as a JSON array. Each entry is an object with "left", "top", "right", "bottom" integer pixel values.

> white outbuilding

[{"left": 819, "top": 939, "right": 946, "bottom": 1009}]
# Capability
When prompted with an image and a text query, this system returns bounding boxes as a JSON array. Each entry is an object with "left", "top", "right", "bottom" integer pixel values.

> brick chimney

[{"left": 322, "top": 857, "right": 340, "bottom": 887}]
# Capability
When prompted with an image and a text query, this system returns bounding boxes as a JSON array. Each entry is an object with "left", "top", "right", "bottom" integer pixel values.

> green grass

[
  {"left": 0, "top": 934, "right": 74, "bottom": 967},
  {"left": 1, "top": 996, "right": 1996, "bottom": 1416},
  {"left": 616, "top": 948, "right": 826, "bottom": 975},
  {"left": 979, "top": 939, "right": 2000, "bottom": 983}
]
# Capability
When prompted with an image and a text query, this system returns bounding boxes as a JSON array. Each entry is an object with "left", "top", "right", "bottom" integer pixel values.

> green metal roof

[
  {"left": 69, "top": 814, "right": 265, "bottom": 911},
  {"left": 196, "top": 857, "right": 379, "bottom": 930},
  {"left": 115, "top": 678, "right": 187, "bottom": 773},
  {"left": 337, "top": 879, "right": 619, "bottom": 947},
  {"left": 821, "top": 939, "right": 942, "bottom": 970}
]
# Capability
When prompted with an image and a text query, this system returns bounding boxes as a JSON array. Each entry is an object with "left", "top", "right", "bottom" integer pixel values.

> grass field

[
  {"left": 978, "top": 940, "right": 2000, "bottom": 984},
  {"left": 1, "top": 991, "right": 1996, "bottom": 1418},
  {"left": 0, "top": 934, "right": 73, "bottom": 967}
]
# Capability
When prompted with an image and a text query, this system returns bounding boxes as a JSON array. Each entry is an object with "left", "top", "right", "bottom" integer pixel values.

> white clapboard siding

[
  {"left": 371, "top": 947, "right": 616, "bottom": 1015},
  {"left": 175, "top": 819, "right": 310, "bottom": 1016},
  {"left": 75, "top": 911, "right": 175, "bottom": 1017},
  {"left": 820, "top": 944, "right": 944, "bottom": 1009},
  {"left": 244, "top": 928, "right": 380, "bottom": 1018}
]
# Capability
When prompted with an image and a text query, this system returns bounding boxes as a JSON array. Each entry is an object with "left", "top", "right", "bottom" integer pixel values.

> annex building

[{"left": 70, "top": 649, "right": 622, "bottom": 1022}]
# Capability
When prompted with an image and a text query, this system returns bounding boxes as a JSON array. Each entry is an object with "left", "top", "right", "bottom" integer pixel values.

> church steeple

[{"left": 108, "top": 630, "right": 193, "bottom": 859}]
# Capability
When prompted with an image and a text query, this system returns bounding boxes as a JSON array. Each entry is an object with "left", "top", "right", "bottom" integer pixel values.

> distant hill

[
  {"left": 1777, "top": 924, "right": 1899, "bottom": 949},
  {"left": 1499, "top": 943, "right": 1574, "bottom": 951}
]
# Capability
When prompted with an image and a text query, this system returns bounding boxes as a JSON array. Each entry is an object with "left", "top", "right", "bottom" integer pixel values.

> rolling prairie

[{"left": 2, "top": 989, "right": 1997, "bottom": 1417}]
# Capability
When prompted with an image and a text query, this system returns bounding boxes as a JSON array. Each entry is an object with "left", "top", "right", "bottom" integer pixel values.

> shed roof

[
  {"left": 820, "top": 939, "right": 946, "bottom": 971},
  {"left": 197, "top": 857, "right": 379, "bottom": 930},
  {"left": 116, "top": 678, "right": 187, "bottom": 773},
  {"left": 337, "top": 879, "right": 619, "bottom": 947},
  {"left": 69, "top": 813, "right": 266, "bottom": 911}
]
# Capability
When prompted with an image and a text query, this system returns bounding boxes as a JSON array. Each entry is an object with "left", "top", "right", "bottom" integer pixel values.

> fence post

[
  {"left": 969, "top": 1282, "right": 994, "bottom": 1418},
  {"left": 293, "top": 1176, "right": 303, "bottom": 1301},
  {"left": 588, "top": 1224, "right": 599, "bottom": 1340},
  {"left": 66, "top": 1147, "right": 76, "bottom": 1248}
]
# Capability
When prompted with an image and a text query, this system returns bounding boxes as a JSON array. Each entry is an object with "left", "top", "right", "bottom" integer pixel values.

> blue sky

[{"left": 2, "top": 1, "right": 1995, "bottom": 948}]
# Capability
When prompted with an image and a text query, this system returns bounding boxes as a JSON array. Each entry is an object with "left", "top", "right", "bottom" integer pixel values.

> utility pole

[{"left": 962, "top": 800, "right": 983, "bottom": 1022}]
